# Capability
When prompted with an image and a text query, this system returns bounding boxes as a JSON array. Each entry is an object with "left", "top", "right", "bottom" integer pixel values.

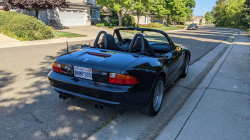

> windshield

[
  {"left": 189, "top": 24, "right": 196, "bottom": 26},
  {"left": 118, "top": 30, "right": 169, "bottom": 44}
]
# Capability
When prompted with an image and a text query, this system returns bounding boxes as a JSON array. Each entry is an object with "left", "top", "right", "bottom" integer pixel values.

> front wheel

[
  {"left": 139, "top": 76, "right": 164, "bottom": 116},
  {"left": 181, "top": 55, "right": 190, "bottom": 77}
]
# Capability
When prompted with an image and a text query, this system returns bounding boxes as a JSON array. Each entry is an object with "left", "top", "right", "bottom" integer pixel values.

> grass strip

[{"left": 54, "top": 31, "right": 86, "bottom": 38}]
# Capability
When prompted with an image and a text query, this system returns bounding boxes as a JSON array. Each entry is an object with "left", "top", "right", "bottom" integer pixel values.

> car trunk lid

[{"left": 56, "top": 48, "right": 143, "bottom": 83}]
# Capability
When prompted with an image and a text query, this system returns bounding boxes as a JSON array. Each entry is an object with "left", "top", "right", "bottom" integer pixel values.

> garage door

[{"left": 58, "top": 11, "right": 86, "bottom": 26}]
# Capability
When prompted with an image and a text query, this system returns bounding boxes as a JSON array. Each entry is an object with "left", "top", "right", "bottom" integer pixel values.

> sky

[{"left": 193, "top": 0, "right": 217, "bottom": 17}]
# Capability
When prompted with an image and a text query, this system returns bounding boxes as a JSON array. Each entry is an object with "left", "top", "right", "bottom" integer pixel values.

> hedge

[
  {"left": 96, "top": 23, "right": 105, "bottom": 27},
  {"left": 122, "top": 14, "right": 135, "bottom": 26},
  {"left": 177, "top": 25, "right": 185, "bottom": 29},
  {"left": 0, "top": 12, "right": 53, "bottom": 41},
  {"left": 135, "top": 22, "right": 163, "bottom": 28}
]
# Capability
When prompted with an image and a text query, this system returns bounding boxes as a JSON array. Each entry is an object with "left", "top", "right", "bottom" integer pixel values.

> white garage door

[{"left": 58, "top": 11, "right": 86, "bottom": 26}]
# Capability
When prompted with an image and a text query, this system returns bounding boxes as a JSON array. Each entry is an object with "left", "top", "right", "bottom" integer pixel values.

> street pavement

[
  {"left": 157, "top": 31, "right": 250, "bottom": 140},
  {"left": 0, "top": 26, "right": 237, "bottom": 140}
]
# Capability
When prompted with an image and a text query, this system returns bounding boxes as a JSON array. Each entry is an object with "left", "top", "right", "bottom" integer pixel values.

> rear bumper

[{"left": 48, "top": 71, "right": 150, "bottom": 109}]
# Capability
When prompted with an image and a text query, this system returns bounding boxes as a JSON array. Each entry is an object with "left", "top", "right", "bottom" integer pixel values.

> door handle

[{"left": 172, "top": 51, "right": 177, "bottom": 55}]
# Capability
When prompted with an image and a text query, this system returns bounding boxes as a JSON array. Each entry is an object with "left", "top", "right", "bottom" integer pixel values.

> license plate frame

[{"left": 74, "top": 66, "right": 92, "bottom": 80}]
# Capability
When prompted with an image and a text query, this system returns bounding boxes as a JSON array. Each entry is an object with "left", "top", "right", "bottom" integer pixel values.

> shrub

[
  {"left": 96, "top": 23, "right": 105, "bottom": 27},
  {"left": 177, "top": 25, "right": 185, "bottom": 29},
  {"left": 122, "top": 14, "right": 135, "bottom": 26},
  {"left": 0, "top": 12, "right": 53, "bottom": 41},
  {"left": 246, "top": 29, "right": 250, "bottom": 32},
  {"left": 135, "top": 22, "right": 163, "bottom": 28},
  {"left": 110, "top": 19, "right": 119, "bottom": 26}
]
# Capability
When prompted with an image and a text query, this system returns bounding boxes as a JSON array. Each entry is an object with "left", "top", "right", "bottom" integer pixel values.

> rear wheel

[
  {"left": 139, "top": 76, "right": 164, "bottom": 116},
  {"left": 181, "top": 55, "right": 190, "bottom": 77}
]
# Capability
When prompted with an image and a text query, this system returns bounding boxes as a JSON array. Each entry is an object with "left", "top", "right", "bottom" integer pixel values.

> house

[
  {"left": 0, "top": 0, "right": 4, "bottom": 12},
  {"left": 185, "top": 16, "right": 205, "bottom": 25},
  {"left": 133, "top": 13, "right": 156, "bottom": 24},
  {"left": 9, "top": 0, "right": 101, "bottom": 26}
]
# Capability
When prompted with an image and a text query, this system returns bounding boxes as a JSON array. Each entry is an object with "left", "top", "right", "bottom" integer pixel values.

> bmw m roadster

[{"left": 48, "top": 28, "right": 190, "bottom": 116}]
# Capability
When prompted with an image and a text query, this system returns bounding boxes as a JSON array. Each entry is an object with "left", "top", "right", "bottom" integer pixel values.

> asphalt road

[{"left": 0, "top": 26, "right": 235, "bottom": 140}]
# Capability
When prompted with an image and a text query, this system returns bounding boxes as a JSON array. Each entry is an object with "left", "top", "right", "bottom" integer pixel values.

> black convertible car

[{"left": 48, "top": 28, "right": 190, "bottom": 116}]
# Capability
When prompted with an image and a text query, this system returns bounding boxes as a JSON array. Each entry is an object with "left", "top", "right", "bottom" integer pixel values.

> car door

[{"left": 166, "top": 36, "right": 184, "bottom": 82}]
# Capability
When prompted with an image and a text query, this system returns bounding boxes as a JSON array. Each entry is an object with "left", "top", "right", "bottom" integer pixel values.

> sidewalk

[
  {"left": 0, "top": 34, "right": 95, "bottom": 49},
  {"left": 0, "top": 26, "right": 115, "bottom": 49},
  {"left": 157, "top": 31, "right": 250, "bottom": 140},
  {"left": 0, "top": 34, "right": 20, "bottom": 43}
]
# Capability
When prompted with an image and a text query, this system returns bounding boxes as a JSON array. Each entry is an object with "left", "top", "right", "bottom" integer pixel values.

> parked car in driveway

[
  {"left": 48, "top": 28, "right": 191, "bottom": 116},
  {"left": 188, "top": 24, "right": 198, "bottom": 30}
]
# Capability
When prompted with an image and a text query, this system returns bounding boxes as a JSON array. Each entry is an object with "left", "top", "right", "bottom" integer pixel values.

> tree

[
  {"left": 96, "top": 0, "right": 133, "bottom": 27},
  {"left": 205, "top": 12, "right": 211, "bottom": 24},
  {"left": 3, "top": 0, "right": 69, "bottom": 19},
  {"left": 241, "top": 1, "right": 250, "bottom": 29},
  {"left": 133, "top": 0, "right": 150, "bottom": 27},
  {"left": 186, "top": 12, "right": 193, "bottom": 22},
  {"left": 213, "top": 0, "right": 245, "bottom": 27},
  {"left": 151, "top": 0, "right": 195, "bottom": 26}
]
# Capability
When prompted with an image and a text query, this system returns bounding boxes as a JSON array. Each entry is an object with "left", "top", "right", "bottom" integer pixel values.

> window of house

[{"left": 90, "top": 9, "right": 97, "bottom": 18}]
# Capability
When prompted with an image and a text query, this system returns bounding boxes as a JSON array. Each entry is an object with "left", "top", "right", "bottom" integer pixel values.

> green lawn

[
  {"left": 103, "top": 26, "right": 184, "bottom": 31},
  {"left": 54, "top": 31, "right": 86, "bottom": 38},
  {"left": 151, "top": 26, "right": 184, "bottom": 31}
]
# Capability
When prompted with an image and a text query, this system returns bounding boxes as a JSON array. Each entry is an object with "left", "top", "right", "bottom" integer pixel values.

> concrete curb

[{"left": 156, "top": 30, "right": 241, "bottom": 140}]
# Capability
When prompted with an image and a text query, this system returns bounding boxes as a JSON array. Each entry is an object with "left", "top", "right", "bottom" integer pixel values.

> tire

[
  {"left": 181, "top": 54, "right": 190, "bottom": 77},
  {"left": 139, "top": 76, "right": 164, "bottom": 116}
]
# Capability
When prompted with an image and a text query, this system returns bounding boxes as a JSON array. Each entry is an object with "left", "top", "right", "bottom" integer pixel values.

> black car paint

[{"left": 48, "top": 28, "right": 190, "bottom": 109}]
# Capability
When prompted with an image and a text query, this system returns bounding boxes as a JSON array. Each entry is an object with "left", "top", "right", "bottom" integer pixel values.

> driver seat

[
  {"left": 106, "top": 34, "right": 123, "bottom": 51},
  {"left": 132, "top": 38, "right": 155, "bottom": 56}
]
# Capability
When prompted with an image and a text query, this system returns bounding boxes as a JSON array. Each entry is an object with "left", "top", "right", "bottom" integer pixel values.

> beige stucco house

[
  {"left": 186, "top": 16, "right": 205, "bottom": 25},
  {"left": 133, "top": 13, "right": 156, "bottom": 24}
]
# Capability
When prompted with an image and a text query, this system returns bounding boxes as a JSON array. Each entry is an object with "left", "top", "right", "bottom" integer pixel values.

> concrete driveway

[{"left": 58, "top": 26, "right": 114, "bottom": 39}]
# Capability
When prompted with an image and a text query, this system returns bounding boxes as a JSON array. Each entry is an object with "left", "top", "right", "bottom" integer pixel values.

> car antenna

[
  {"left": 89, "top": 42, "right": 90, "bottom": 47},
  {"left": 66, "top": 41, "right": 71, "bottom": 56}
]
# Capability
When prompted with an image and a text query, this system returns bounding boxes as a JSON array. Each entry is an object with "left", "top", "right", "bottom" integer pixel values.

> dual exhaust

[
  {"left": 58, "top": 94, "right": 106, "bottom": 109},
  {"left": 59, "top": 94, "right": 71, "bottom": 100},
  {"left": 95, "top": 103, "right": 105, "bottom": 109}
]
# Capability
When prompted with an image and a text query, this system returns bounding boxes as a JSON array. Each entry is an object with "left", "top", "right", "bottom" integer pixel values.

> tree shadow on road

[{"left": 0, "top": 43, "right": 121, "bottom": 140}]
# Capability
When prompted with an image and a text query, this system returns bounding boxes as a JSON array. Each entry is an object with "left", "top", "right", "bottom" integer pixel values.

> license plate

[{"left": 74, "top": 66, "right": 92, "bottom": 80}]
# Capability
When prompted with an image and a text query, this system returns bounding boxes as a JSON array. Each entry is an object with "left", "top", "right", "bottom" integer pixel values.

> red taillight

[
  {"left": 109, "top": 73, "right": 138, "bottom": 85},
  {"left": 52, "top": 62, "right": 62, "bottom": 73}
]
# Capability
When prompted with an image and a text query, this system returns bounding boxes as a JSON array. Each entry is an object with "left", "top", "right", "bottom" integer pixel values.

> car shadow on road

[{"left": 0, "top": 44, "right": 122, "bottom": 140}]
